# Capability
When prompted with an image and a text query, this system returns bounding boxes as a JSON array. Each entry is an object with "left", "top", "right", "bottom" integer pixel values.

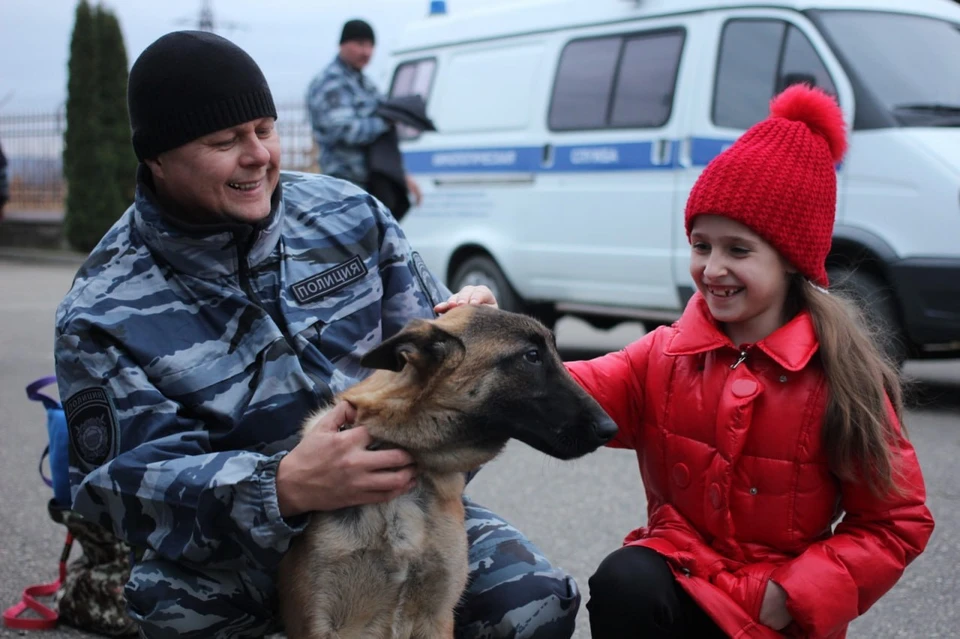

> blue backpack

[
  {"left": 27, "top": 376, "right": 71, "bottom": 508},
  {"left": 4, "top": 378, "right": 137, "bottom": 635},
  {"left": 3, "top": 377, "right": 70, "bottom": 631}
]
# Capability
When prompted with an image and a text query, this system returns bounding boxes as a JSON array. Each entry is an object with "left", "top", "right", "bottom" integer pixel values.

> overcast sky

[{"left": 1, "top": 0, "right": 496, "bottom": 113}]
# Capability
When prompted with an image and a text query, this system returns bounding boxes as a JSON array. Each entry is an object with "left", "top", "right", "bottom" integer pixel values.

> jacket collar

[
  {"left": 132, "top": 164, "right": 284, "bottom": 279},
  {"left": 334, "top": 55, "right": 363, "bottom": 78},
  {"left": 333, "top": 55, "right": 377, "bottom": 92},
  {"left": 664, "top": 292, "right": 819, "bottom": 372}
]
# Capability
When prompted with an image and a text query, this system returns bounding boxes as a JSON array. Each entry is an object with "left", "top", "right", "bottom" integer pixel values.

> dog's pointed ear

[{"left": 361, "top": 319, "right": 466, "bottom": 374}]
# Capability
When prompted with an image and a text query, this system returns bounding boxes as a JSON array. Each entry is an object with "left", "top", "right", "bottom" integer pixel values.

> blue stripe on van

[
  {"left": 404, "top": 146, "right": 543, "bottom": 173},
  {"left": 690, "top": 137, "right": 735, "bottom": 166},
  {"left": 404, "top": 138, "right": 732, "bottom": 173},
  {"left": 549, "top": 142, "right": 677, "bottom": 171}
]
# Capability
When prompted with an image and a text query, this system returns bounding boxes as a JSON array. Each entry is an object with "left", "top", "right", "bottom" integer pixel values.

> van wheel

[
  {"left": 451, "top": 255, "right": 523, "bottom": 314},
  {"left": 827, "top": 267, "right": 908, "bottom": 366}
]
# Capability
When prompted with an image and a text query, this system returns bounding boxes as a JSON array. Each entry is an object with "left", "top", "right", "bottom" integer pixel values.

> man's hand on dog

[
  {"left": 275, "top": 284, "right": 495, "bottom": 518},
  {"left": 276, "top": 401, "right": 418, "bottom": 517},
  {"left": 433, "top": 285, "right": 498, "bottom": 314}
]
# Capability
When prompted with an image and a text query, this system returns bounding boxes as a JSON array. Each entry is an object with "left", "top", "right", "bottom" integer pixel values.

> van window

[
  {"left": 440, "top": 44, "right": 546, "bottom": 133},
  {"left": 713, "top": 20, "right": 836, "bottom": 130},
  {"left": 610, "top": 32, "right": 685, "bottom": 127},
  {"left": 389, "top": 58, "right": 437, "bottom": 100},
  {"left": 816, "top": 11, "right": 960, "bottom": 127},
  {"left": 389, "top": 58, "right": 437, "bottom": 139},
  {"left": 549, "top": 37, "right": 621, "bottom": 130},
  {"left": 780, "top": 26, "right": 837, "bottom": 95},
  {"left": 550, "top": 29, "right": 685, "bottom": 131}
]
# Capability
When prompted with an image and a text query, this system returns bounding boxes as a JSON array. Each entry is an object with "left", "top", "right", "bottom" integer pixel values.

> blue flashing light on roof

[{"left": 429, "top": 1, "right": 447, "bottom": 16}]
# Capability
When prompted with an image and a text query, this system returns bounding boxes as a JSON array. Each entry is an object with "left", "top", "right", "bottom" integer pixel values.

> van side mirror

[{"left": 778, "top": 72, "right": 817, "bottom": 93}]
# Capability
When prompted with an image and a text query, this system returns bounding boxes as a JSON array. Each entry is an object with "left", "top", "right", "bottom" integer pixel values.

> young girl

[
  {"left": 435, "top": 85, "right": 934, "bottom": 638},
  {"left": 562, "top": 85, "right": 934, "bottom": 638}
]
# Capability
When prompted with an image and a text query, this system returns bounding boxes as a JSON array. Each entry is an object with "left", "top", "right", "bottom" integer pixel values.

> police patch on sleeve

[
  {"left": 324, "top": 88, "right": 341, "bottom": 108},
  {"left": 64, "top": 387, "right": 119, "bottom": 470},
  {"left": 410, "top": 251, "right": 445, "bottom": 310}
]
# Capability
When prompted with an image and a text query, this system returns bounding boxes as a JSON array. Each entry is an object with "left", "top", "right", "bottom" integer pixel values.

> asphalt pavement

[{"left": 1, "top": 255, "right": 957, "bottom": 638}]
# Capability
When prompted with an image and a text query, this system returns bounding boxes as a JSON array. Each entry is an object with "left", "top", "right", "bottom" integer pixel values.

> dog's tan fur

[{"left": 278, "top": 305, "right": 616, "bottom": 639}]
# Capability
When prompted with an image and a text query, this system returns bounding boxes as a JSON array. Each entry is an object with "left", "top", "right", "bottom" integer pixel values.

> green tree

[
  {"left": 96, "top": 6, "right": 137, "bottom": 205},
  {"left": 63, "top": 1, "right": 132, "bottom": 252}
]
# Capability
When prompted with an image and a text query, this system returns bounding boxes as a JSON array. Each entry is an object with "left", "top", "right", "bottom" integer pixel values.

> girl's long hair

[{"left": 791, "top": 275, "right": 905, "bottom": 497}]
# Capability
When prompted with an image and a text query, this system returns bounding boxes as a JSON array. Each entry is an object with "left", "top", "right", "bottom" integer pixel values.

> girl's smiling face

[{"left": 689, "top": 215, "right": 796, "bottom": 346}]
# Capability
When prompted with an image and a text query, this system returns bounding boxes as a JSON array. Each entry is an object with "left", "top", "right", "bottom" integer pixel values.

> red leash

[{"left": 2, "top": 532, "right": 73, "bottom": 630}]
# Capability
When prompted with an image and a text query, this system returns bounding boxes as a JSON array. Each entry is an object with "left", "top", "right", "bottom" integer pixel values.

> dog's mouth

[
  {"left": 512, "top": 431, "right": 592, "bottom": 460},
  {"left": 508, "top": 416, "right": 617, "bottom": 460}
]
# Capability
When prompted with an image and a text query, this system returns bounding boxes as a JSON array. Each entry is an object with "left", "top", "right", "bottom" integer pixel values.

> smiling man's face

[{"left": 146, "top": 117, "right": 281, "bottom": 224}]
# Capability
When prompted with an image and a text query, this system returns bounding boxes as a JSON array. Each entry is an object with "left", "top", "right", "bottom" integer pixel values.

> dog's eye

[{"left": 523, "top": 349, "right": 542, "bottom": 365}]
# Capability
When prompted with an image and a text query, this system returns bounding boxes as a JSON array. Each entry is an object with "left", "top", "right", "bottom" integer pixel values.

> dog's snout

[{"left": 592, "top": 415, "right": 618, "bottom": 445}]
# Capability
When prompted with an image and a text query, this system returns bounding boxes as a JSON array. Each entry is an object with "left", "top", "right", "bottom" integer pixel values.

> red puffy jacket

[{"left": 567, "top": 294, "right": 933, "bottom": 638}]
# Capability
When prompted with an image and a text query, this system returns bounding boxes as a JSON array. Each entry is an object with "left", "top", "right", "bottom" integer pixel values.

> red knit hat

[{"left": 684, "top": 85, "right": 847, "bottom": 286}]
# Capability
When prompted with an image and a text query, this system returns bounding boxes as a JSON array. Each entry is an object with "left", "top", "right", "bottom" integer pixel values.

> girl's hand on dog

[
  {"left": 276, "top": 401, "right": 418, "bottom": 517},
  {"left": 433, "top": 285, "right": 498, "bottom": 314}
]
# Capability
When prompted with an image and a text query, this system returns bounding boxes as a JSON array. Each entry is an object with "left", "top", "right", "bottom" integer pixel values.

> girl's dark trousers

[{"left": 587, "top": 545, "right": 728, "bottom": 638}]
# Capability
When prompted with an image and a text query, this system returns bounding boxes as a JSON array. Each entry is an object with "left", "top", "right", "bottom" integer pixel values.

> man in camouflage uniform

[
  {"left": 0, "top": 137, "right": 9, "bottom": 220},
  {"left": 54, "top": 30, "right": 579, "bottom": 639},
  {"left": 306, "top": 19, "right": 422, "bottom": 206}
]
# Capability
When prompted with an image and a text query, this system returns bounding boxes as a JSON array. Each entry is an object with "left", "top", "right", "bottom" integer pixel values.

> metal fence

[
  {"left": 0, "top": 102, "right": 317, "bottom": 213},
  {"left": 0, "top": 108, "right": 67, "bottom": 211},
  {"left": 277, "top": 102, "right": 319, "bottom": 174}
]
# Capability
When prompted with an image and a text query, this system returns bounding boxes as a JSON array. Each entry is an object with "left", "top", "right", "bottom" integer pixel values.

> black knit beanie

[
  {"left": 340, "top": 19, "right": 375, "bottom": 45},
  {"left": 127, "top": 30, "right": 277, "bottom": 161}
]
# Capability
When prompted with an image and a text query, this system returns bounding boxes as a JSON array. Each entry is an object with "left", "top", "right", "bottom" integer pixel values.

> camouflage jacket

[
  {"left": 54, "top": 169, "right": 450, "bottom": 576},
  {"left": 306, "top": 55, "right": 390, "bottom": 184},
  {"left": 0, "top": 140, "right": 9, "bottom": 208}
]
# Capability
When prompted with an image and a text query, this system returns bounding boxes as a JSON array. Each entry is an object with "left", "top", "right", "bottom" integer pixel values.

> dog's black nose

[{"left": 592, "top": 415, "right": 618, "bottom": 444}]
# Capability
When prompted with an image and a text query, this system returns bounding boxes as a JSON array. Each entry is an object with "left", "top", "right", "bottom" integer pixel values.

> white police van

[{"left": 386, "top": 0, "right": 960, "bottom": 362}]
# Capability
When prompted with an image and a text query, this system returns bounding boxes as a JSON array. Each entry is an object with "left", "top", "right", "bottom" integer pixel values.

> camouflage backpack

[
  {"left": 47, "top": 501, "right": 138, "bottom": 636},
  {"left": 3, "top": 377, "right": 137, "bottom": 636}
]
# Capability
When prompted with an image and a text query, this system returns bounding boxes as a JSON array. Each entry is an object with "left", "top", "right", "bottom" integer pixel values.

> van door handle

[
  {"left": 651, "top": 139, "right": 672, "bottom": 166},
  {"left": 678, "top": 137, "right": 692, "bottom": 168},
  {"left": 541, "top": 143, "right": 554, "bottom": 168}
]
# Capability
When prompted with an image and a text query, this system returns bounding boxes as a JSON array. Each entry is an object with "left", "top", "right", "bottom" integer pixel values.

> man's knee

[
  {"left": 127, "top": 556, "right": 276, "bottom": 639},
  {"left": 458, "top": 567, "right": 580, "bottom": 639},
  {"left": 458, "top": 498, "right": 580, "bottom": 638}
]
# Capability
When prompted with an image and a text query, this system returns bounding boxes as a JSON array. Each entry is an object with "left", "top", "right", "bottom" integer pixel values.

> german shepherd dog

[{"left": 278, "top": 304, "right": 617, "bottom": 639}]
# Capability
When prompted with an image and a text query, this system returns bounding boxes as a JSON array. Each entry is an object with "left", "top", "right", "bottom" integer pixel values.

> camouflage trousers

[{"left": 128, "top": 497, "right": 581, "bottom": 638}]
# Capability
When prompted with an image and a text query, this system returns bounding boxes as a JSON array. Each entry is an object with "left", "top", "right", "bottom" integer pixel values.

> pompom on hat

[{"left": 684, "top": 84, "right": 847, "bottom": 286}]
